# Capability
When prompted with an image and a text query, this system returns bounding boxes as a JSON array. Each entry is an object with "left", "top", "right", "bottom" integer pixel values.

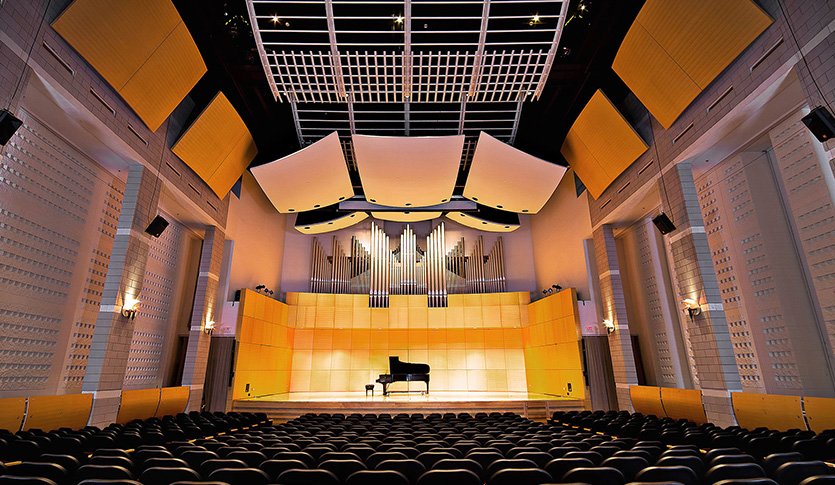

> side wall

[{"left": 531, "top": 172, "right": 594, "bottom": 298}]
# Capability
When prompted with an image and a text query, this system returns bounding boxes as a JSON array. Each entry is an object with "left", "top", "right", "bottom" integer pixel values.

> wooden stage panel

[{"left": 232, "top": 391, "right": 585, "bottom": 422}]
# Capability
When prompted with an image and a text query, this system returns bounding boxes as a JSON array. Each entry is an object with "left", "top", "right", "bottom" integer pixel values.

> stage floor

[{"left": 233, "top": 391, "right": 585, "bottom": 421}]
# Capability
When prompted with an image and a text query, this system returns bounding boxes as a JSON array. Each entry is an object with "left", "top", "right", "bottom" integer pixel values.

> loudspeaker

[
  {"left": 802, "top": 106, "right": 835, "bottom": 142},
  {"left": 144, "top": 215, "right": 169, "bottom": 238},
  {"left": 652, "top": 212, "right": 677, "bottom": 235},
  {"left": 0, "top": 109, "right": 23, "bottom": 146}
]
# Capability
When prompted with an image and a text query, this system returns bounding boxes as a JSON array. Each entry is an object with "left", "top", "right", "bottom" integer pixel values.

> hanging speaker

[
  {"left": 144, "top": 215, "right": 169, "bottom": 238},
  {"left": 652, "top": 212, "right": 676, "bottom": 235},
  {"left": 801, "top": 106, "right": 835, "bottom": 143},
  {"left": 0, "top": 109, "right": 23, "bottom": 146}
]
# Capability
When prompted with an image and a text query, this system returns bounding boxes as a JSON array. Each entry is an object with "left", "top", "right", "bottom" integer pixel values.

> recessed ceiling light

[
  {"left": 497, "top": 205, "right": 503, "bottom": 209},
  {"left": 339, "top": 196, "right": 345, "bottom": 201},
  {"left": 404, "top": 211, "right": 411, "bottom": 214},
  {"left": 271, "top": 14, "right": 280, "bottom": 24},
  {"left": 405, "top": 203, "right": 412, "bottom": 206},
  {"left": 304, "top": 226, "right": 310, "bottom": 229},
  {"left": 522, "top": 209, "right": 529, "bottom": 213},
  {"left": 370, "top": 199, "right": 376, "bottom": 203},
  {"left": 504, "top": 226, "right": 510, "bottom": 228},
  {"left": 289, "top": 209, "right": 295, "bottom": 212},
  {"left": 441, "top": 198, "right": 448, "bottom": 202},
  {"left": 314, "top": 204, "right": 320, "bottom": 208},
  {"left": 482, "top": 221, "right": 487, "bottom": 225},
  {"left": 350, "top": 214, "right": 356, "bottom": 217},
  {"left": 328, "top": 222, "right": 333, "bottom": 225},
  {"left": 472, "top": 197, "right": 479, "bottom": 201}
]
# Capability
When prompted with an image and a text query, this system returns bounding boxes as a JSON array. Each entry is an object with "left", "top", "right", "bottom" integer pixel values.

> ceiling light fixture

[
  {"left": 529, "top": 13, "right": 542, "bottom": 26},
  {"left": 271, "top": 14, "right": 279, "bottom": 24},
  {"left": 394, "top": 15, "right": 404, "bottom": 24}
]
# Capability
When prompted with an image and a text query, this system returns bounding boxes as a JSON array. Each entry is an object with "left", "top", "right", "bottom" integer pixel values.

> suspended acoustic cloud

[
  {"left": 446, "top": 205, "right": 521, "bottom": 233},
  {"left": 294, "top": 205, "right": 368, "bottom": 235},
  {"left": 463, "top": 132, "right": 567, "bottom": 214},
  {"left": 251, "top": 132, "right": 354, "bottom": 214},
  {"left": 353, "top": 134, "right": 465, "bottom": 208}
]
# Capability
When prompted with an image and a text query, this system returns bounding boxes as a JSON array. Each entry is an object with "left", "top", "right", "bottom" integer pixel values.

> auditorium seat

[
  {"left": 634, "top": 465, "right": 699, "bottom": 485},
  {"left": 259, "top": 459, "right": 308, "bottom": 481},
  {"left": 199, "top": 458, "right": 248, "bottom": 476},
  {"left": 318, "top": 459, "right": 366, "bottom": 483},
  {"left": 544, "top": 457, "right": 594, "bottom": 480},
  {"left": 139, "top": 467, "right": 200, "bottom": 485},
  {"left": 416, "top": 469, "right": 481, "bottom": 485},
  {"left": 276, "top": 468, "right": 340, "bottom": 485},
  {"left": 431, "top": 458, "right": 484, "bottom": 480},
  {"left": 562, "top": 466, "right": 626, "bottom": 485},
  {"left": 75, "top": 465, "right": 134, "bottom": 483},
  {"left": 0, "top": 478, "right": 58, "bottom": 485},
  {"left": 487, "top": 467, "right": 553, "bottom": 485},
  {"left": 601, "top": 456, "right": 648, "bottom": 481},
  {"left": 374, "top": 459, "right": 425, "bottom": 485},
  {"left": 345, "top": 470, "right": 408, "bottom": 485},
  {"left": 207, "top": 467, "right": 270, "bottom": 485},
  {"left": 705, "top": 463, "right": 767, "bottom": 484},
  {"left": 774, "top": 461, "right": 835, "bottom": 485},
  {"left": 4, "top": 463, "right": 67, "bottom": 484}
]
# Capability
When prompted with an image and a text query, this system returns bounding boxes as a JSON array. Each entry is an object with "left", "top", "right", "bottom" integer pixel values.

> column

[
  {"left": 181, "top": 226, "right": 225, "bottom": 411},
  {"left": 593, "top": 224, "right": 639, "bottom": 411},
  {"left": 662, "top": 162, "right": 741, "bottom": 427},
  {"left": 82, "top": 164, "right": 160, "bottom": 427}
]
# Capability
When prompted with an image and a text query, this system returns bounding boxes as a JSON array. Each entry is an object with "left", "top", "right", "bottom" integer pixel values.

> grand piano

[{"left": 376, "top": 356, "right": 430, "bottom": 396}]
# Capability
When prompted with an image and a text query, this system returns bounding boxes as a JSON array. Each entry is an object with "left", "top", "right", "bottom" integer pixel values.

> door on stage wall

[{"left": 582, "top": 336, "right": 618, "bottom": 411}]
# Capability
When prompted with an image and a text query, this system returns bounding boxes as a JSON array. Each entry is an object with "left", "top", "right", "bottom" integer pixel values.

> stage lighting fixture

[
  {"left": 681, "top": 298, "right": 701, "bottom": 318},
  {"left": 551, "top": 284, "right": 563, "bottom": 292},
  {"left": 602, "top": 319, "right": 615, "bottom": 334}
]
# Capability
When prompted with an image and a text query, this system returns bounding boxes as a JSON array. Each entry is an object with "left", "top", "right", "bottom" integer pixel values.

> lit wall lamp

[
  {"left": 121, "top": 297, "right": 140, "bottom": 319},
  {"left": 204, "top": 320, "right": 215, "bottom": 335},
  {"left": 681, "top": 298, "right": 702, "bottom": 318},
  {"left": 602, "top": 319, "right": 615, "bottom": 334}
]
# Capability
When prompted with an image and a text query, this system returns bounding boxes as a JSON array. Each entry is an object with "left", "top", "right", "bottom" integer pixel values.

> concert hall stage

[{"left": 232, "top": 391, "right": 586, "bottom": 422}]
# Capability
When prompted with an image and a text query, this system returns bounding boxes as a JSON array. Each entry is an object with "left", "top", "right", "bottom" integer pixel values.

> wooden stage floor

[{"left": 232, "top": 391, "right": 586, "bottom": 422}]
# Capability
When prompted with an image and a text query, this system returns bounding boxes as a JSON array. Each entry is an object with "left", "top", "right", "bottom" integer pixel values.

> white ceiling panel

[
  {"left": 446, "top": 212, "right": 520, "bottom": 233},
  {"left": 295, "top": 212, "right": 368, "bottom": 235},
  {"left": 250, "top": 132, "right": 353, "bottom": 213},
  {"left": 371, "top": 212, "right": 442, "bottom": 223},
  {"left": 353, "top": 134, "right": 464, "bottom": 208},
  {"left": 463, "top": 132, "right": 567, "bottom": 214}
]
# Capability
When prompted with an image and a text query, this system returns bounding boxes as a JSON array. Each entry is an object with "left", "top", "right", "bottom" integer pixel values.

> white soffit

[
  {"left": 295, "top": 212, "right": 368, "bottom": 235},
  {"left": 250, "top": 132, "right": 353, "bottom": 213},
  {"left": 446, "top": 212, "right": 520, "bottom": 233},
  {"left": 464, "top": 132, "right": 566, "bottom": 214},
  {"left": 352, "top": 134, "right": 464, "bottom": 208},
  {"left": 371, "top": 212, "right": 443, "bottom": 223}
]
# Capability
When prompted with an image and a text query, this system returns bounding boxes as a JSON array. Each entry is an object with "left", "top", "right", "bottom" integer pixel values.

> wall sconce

[
  {"left": 602, "top": 319, "right": 615, "bottom": 334},
  {"left": 204, "top": 320, "right": 215, "bottom": 335},
  {"left": 121, "top": 297, "right": 140, "bottom": 319},
  {"left": 681, "top": 298, "right": 701, "bottom": 318}
]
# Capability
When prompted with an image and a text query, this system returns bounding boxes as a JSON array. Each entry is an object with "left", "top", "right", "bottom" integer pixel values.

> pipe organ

[{"left": 309, "top": 222, "right": 507, "bottom": 306}]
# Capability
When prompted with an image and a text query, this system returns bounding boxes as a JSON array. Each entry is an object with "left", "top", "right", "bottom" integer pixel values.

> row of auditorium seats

[{"left": 0, "top": 410, "right": 833, "bottom": 484}]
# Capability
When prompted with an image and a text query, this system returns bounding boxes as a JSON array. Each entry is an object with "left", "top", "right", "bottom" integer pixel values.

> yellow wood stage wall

[{"left": 232, "top": 289, "right": 584, "bottom": 399}]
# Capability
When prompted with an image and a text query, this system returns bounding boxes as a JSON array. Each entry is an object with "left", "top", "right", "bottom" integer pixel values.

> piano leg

[{"left": 381, "top": 382, "right": 389, "bottom": 396}]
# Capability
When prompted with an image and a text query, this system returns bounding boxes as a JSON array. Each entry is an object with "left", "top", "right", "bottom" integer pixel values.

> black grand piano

[{"left": 376, "top": 356, "right": 430, "bottom": 396}]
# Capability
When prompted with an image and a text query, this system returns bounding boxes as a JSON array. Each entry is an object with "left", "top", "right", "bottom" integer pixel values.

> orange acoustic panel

[
  {"left": 371, "top": 212, "right": 442, "bottom": 223},
  {"left": 53, "top": 0, "right": 207, "bottom": 131},
  {"left": 116, "top": 388, "right": 161, "bottom": 424},
  {"left": 446, "top": 212, "right": 520, "bottom": 233},
  {"left": 251, "top": 132, "right": 354, "bottom": 213},
  {"left": 660, "top": 387, "right": 707, "bottom": 424},
  {"left": 464, "top": 132, "right": 566, "bottom": 214},
  {"left": 561, "top": 90, "right": 648, "bottom": 199},
  {"left": 155, "top": 386, "right": 190, "bottom": 417},
  {"left": 804, "top": 396, "right": 835, "bottom": 433},
  {"left": 24, "top": 394, "right": 93, "bottom": 431},
  {"left": 613, "top": 0, "right": 771, "bottom": 128},
  {"left": 173, "top": 92, "right": 257, "bottom": 197},
  {"left": 732, "top": 392, "right": 805, "bottom": 432},
  {"left": 0, "top": 397, "right": 25, "bottom": 432},
  {"left": 630, "top": 385, "right": 665, "bottom": 417}
]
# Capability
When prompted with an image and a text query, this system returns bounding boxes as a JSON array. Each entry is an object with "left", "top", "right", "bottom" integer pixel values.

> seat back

[
  {"left": 375, "top": 459, "right": 426, "bottom": 485},
  {"left": 562, "top": 466, "right": 625, "bottom": 485},
  {"left": 416, "top": 469, "right": 481, "bottom": 485},
  {"left": 139, "top": 467, "right": 200, "bottom": 485},
  {"left": 487, "top": 468, "right": 553, "bottom": 485}
]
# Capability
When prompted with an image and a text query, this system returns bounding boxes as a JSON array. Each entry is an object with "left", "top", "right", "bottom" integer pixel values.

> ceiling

[{"left": 173, "top": 0, "right": 645, "bottom": 200}]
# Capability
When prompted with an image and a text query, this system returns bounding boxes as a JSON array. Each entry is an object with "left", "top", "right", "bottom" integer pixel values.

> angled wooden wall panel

[
  {"left": 629, "top": 385, "right": 665, "bottom": 417},
  {"left": 660, "top": 387, "right": 707, "bottom": 424},
  {"left": 0, "top": 397, "right": 26, "bottom": 432},
  {"left": 172, "top": 93, "right": 257, "bottom": 197},
  {"left": 803, "top": 396, "right": 835, "bottom": 434},
  {"left": 24, "top": 394, "right": 93, "bottom": 431},
  {"left": 116, "top": 388, "right": 161, "bottom": 424},
  {"left": 155, "top": 386, "right": 190, "bottom": 417},
  {"left": 53, "top": 0, "right": 207, "bottom": 131},
  {"left": 561, "top": 90, "right": 648, "bottom": 199},
  {"left": 731, "top": 392, "right": 806, "bottom": 431},
  {"left": 613, "top": 0, "right": 771, "bottom": 128}
]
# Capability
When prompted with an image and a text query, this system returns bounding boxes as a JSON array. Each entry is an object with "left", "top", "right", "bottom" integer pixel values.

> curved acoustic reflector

[
  {"left": 446, "top": 205, "right": 520, "bottom": 233},
  {"left": 371, "top": 212, "right": 442, "bottom": 223},
  {"left": 561, "top": 90, "right": 648, "bottom": 199},
  {"left": 172, "top": 93, "right": 257, "bottom": 197},
  {"left": 353, "top": 134, "right": 464, "bottom": 207},
  {"left": 251, "top": 132, "right": 354, "bottom": 213},
  {"left": 613, "top": 0, "right": 771, "bottom": 128},
  {"left": 53, "top": 0, "right": 206, "bottom": 131},
  {"left": 295, "top": 211, "right": 368, "bottom": 235},
  {"left": 464, "top": 132, "right": 566, "bottom": 214}
]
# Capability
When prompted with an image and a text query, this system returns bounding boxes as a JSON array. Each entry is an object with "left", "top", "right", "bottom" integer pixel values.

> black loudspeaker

[
  {"left": 802, "top": 106, "right": 835, "bottom": 142},
  {"left": 0, "top": 109, "right": 23, "bottom": 146},
  {"left": 144, "top": 215, "right": 169, "bottom": 238},
  {"left": 652, "top": 212, "right": 677, "bottom": 235}
]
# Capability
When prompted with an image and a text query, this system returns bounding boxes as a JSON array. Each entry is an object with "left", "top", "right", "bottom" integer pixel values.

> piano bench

[{"left": 365, "top": 384, "right": 375, "bottom": 396}]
